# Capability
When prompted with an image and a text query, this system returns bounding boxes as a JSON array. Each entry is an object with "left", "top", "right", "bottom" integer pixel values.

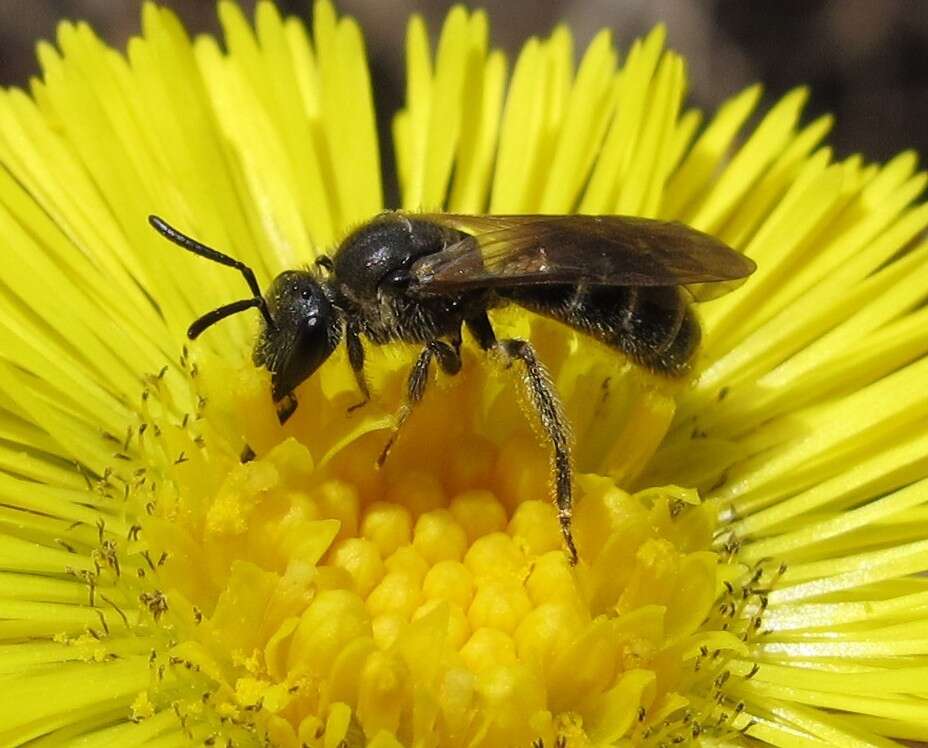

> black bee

[{"left": 149, "top": 212, "right": 755, "bottom": 564}]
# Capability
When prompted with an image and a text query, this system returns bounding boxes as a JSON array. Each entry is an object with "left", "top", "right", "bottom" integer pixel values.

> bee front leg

[
  {"left": 376, "top": 339, "right": 461, "bottom": 467},
  {"left": 346, "top": 323, "right": 371, "bottom": 413}
]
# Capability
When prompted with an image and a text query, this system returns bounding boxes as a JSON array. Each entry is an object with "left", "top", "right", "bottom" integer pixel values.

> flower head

[{"left": 2, "top": 2, "right": 928, "bottom": 747}]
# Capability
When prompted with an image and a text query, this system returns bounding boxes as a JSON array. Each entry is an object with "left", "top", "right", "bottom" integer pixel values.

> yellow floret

[
  {"left": 329, "top": 537, "right": 386, "bottom": 596},
  {"left": 449, "top": 489, "right": 509, "bottom": 541},
  {"left": 422, "top": 559, "right": 475, "bottom": 608},
  {"left": 386, "top": 470, "right": 446, "bottom": 516},
  {"left": 312, "top": 480, "right": 361, "bottom": 542},
  {"left": 412, "top": 508, "right": 468, "bottom": 562},
  {"left": 361, "top": 501, "right": 413, "bottom": 556},
  {"left": 287, "top": 590, "right": 372, "bottom": 676}
]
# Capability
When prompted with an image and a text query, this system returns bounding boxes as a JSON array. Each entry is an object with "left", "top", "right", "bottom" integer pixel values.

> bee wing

[{"left": 409, "top": 214, "right": 755, "bottom": 295}]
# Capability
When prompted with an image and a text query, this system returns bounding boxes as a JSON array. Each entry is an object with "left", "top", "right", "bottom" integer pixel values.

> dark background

[{"left": 2, "top": 0, "right": 926, "bottom": 170}]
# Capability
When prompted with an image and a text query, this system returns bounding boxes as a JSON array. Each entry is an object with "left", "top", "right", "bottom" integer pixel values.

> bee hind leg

[
  {"left": 377, "top": 338, "right": 461, "bottom": 467},
  {"left": 468, "top": 312, "right": 577, "bottom": 565},
  {"left": 498, "top": 337, "right": 577, "bottom": 565}
]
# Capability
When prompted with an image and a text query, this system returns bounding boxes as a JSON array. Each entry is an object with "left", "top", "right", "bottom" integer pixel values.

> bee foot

[
  {"left": 276, "top": 394, "right": 298, "bottom": 425},
  {"left": 376, "top": 435, "right": 396, "bottom": 469}
]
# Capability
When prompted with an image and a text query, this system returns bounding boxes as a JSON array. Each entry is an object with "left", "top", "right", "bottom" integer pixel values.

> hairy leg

[
  {"left": 377, "top": 339, "right": 462, "bottom": 467},
  {"left": 466, "top": 313, "right": 577, "bottom": 565},
  {"left": 499, "top": 338, "right": 577, "bottom": 565}
]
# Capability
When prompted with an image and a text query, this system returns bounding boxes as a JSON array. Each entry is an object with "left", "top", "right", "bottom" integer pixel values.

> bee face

[{"left": 255, "top": 270, "right": 342, "bottom": 402}]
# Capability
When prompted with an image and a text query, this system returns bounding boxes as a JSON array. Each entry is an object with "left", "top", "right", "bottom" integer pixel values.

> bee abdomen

[
  {"left": 501, "top": 284, "right": 700, "bottom": 377},
  {"left": 611, "top": 286, "right": 700, "bottom": 375}
]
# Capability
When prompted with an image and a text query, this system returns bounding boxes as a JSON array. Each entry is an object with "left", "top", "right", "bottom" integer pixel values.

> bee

[{"left": 149, "top": 212, "right": 755, "bottom": 564}]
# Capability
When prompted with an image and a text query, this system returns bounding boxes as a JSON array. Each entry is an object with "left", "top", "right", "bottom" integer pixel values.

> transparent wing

[{"left": 409, "top": 214, "right": 756, "bottom": 294}]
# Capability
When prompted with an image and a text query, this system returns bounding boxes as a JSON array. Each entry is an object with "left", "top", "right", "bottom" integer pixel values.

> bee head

[
  {"left": 148, "top": 216, "right": 345, "bottom": 412},
  {"left": 255, "top": 270, "right": 342, "bottom": 402}
]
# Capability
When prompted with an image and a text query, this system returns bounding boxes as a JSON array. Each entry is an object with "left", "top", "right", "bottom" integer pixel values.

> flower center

[{"left": 111, "top": 322, "right": 768, "bottom": 746}]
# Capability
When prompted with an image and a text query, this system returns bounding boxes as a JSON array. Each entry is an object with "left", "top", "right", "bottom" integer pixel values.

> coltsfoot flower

[{"left": 1, "top": 2, "right": 928, "bottom": 747}]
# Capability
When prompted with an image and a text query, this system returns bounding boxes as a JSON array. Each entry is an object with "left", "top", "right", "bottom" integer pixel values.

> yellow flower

[{"left": 1, "top": 2, "right": 927, "bottom": 746}]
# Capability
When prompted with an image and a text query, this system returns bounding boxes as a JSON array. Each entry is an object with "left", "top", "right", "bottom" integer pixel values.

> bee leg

[
  {"left": 467, "top": 313, "right": 578, "bottom": 564},
  {"left": 465, "top": 312, "right": 497, "bottom": 351},
  {"left": 377, "top": 339, "right": 462, "bottom": 467},
  {"left": 500, "top": 337, "right": 578, "bottom": 566},
  {"left": 276, "top": 393, "right": 298, "bottom": 424},
  {"left": 346, "top": 323, "right": 371, "bottom": 413}
]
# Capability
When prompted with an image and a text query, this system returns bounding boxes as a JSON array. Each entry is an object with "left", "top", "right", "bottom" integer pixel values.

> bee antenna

[
  {"left": 187, "top": 298, "right": 264, "bottom": 340},
  {"left": 148, "top": 215, "right": 276, "bottom": 332}
]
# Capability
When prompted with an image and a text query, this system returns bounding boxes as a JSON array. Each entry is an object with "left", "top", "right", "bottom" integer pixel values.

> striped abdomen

[{"left": 499, "top": 284, "right": 700, "bottom": 377}]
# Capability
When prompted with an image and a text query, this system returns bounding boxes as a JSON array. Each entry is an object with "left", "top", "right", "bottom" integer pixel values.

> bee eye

[{"left": 301, "top": 289, "right": 312, "bottom": 300}]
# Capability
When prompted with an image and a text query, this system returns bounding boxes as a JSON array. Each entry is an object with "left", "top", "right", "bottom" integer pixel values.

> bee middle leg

[
  {"left": 376, "top": 338, "right": 462, "bottom": 467},
  {"left": 466, "top": 313, "right": 578, "bottom": 565},
  {"left": 346, "top": 322, "right": 371, "bottom": 413}
]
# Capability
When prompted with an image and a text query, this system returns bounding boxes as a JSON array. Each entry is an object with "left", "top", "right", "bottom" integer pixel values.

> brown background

[{"left": 1, "top": 0, "right": 926, "bottom": 205}]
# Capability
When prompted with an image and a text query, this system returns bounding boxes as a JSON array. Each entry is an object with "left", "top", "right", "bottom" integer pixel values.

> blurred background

[{"left": 1, "top": 0, "right": 926, "bottom": 179}]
